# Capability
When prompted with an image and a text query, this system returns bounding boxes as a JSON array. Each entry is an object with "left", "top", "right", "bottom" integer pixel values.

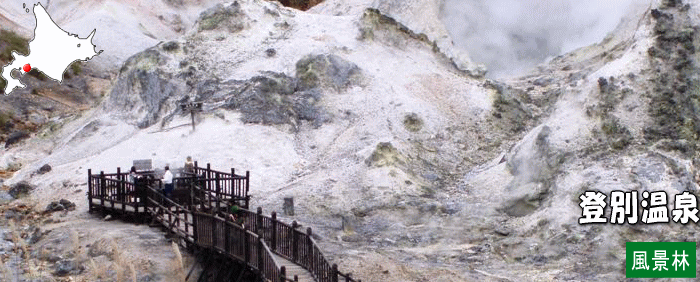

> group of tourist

[
  {"left": 126, "top": 156, "right": 246, "bottom": 227},
  {"left": 127, "top": 156, "right": 196, "bottom": 197}
]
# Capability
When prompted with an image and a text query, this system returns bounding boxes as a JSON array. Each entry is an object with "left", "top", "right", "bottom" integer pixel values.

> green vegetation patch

[
  {"left": 161, "top": 41, "right": 180, "bottom": 52},
  {"left": 365, "top": 142, "right": 404, "bottom": 167},
  {"left": 197, "top": 3, "right": 247, "bottom": 32},
  {"left": 0, "top": 29, "right": 28, "bottom": 62},
  {"left": 0, "top": 30, "right": 29, "bottom": 94},
  {"left": 644, "top": 5, "right": 700, "bottom": 154},
  {"left": 70, "top": 62, "right": 82, "bottom": 75},
  {"left": 27, "top": 69, "right": 47, "bottom": 81},
  {"left": 403, "top": 113, "right": 423, "bottom": 132},
  {"left": 601, "top": 117, "right": 633, "bottom": 150},
  {"left": 295, "top": 54, "right": 361, "bottom": 91},
  {"left": 0, "top": 111, "right": 10, "bottom": 127}
]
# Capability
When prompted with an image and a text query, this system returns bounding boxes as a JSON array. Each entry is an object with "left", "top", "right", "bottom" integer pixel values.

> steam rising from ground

[{"left": 441, "top": 0, "right": 639, "bottom": 78}]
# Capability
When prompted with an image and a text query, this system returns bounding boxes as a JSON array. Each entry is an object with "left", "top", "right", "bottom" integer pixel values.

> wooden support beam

[{"left": 87, "top": 169, "right": 92, "bottom": 213}]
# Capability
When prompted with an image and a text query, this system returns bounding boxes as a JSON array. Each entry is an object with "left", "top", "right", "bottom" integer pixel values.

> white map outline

[{"left": 1, "top": 2, "right": 103, "bottom": 95}]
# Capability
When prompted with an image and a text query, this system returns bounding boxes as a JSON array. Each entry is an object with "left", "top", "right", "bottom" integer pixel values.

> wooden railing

[
  {"left": 193, "top": 212, "right": 287, "bottom": 281},
  {"left": 88, "top": 165, "right": 359, "bottom": 282},
  {"left": 146, "top": 185, "right": 195, "bottom": 243},
  {"left": 227, "top": 207, "right": 359, "bottom": 282},
  {"left": 192, "top": 161, "right": 250, "bottom": 209},
  {"left": 87, "top": 169, "right": 147, "bottom": 214}
]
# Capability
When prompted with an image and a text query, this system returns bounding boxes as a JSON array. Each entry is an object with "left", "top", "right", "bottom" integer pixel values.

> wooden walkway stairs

[{"left": 87, "top": 162, "right": 359, "bottom": 282}]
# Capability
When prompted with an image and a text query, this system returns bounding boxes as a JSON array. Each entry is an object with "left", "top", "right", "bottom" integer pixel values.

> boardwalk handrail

[
  {"left": 193, "top": 161, "right": 248, "bottom": 178},
  {"left": 192, "top": 162, "right": 250, "bottom": 209},
  {"left": 88, "top": 165, "right": 359, "bottom": 282},
  {"left": 87, "top": 169, "right": 147, "bottom": 215},
  {"left": 190, "top": 171, "right": 361, "bottom": 282},
  {"left": 193, "top": 211, "right": 301, "bottom": 282},
  {"left": 210, "top": 204, "right": 359, "bottom": 282},
  {"left": 146, "top": 185, "right": 195, "bottom": 243}
]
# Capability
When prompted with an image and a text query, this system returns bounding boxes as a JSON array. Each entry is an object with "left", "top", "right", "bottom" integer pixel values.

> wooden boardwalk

[
  {"left": 273, "top": 254, "right": 315, "bottom": 282},
  {"left": 87, "top": 163, "right": 358, "bottom": 282}
]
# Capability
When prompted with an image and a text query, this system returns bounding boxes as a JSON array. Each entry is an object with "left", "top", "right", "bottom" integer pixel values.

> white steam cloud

[{"left": 441, "top": 0, "right": 639, "bottom": 78}]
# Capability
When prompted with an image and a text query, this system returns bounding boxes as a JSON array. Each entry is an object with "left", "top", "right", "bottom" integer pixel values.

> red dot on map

[{"left": 23, "top": 64, "right": 31, "bottom": 72}]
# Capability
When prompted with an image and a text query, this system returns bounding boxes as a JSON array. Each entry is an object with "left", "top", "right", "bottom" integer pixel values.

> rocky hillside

[
  {"left": 0, "top": 0, "right": 231, "bottom": 175},
  {"left": 3, "top": 0, "right": 700, "bottom": 281},
  {"left": 0, "top": 29, "right": 107, "bottom": 184}
]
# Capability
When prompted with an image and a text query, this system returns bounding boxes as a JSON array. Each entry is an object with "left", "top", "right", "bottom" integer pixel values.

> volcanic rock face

[
  {"left": 645, "top": 1, "right": 700, "bottom": 146},
  {"left": 107, "top": 49, "right": 186, "bottom": 128},
  {"left": 107, "top": 47, "right": 361, "bottom": 129},
  {"left": 6, "top": 0, "right": 700, "bottom": 281},
  {"left": 296, "top": 54, "right": 361, "bottom": 91},
  {"left": 196, "top": 2, "right": 249, "bottom": 32},
  {"left": 367, "top": 0, "right": 487, "bottom": 76},
  {"left": 103, "top": 1, "right": 369, "bottom": 130}
]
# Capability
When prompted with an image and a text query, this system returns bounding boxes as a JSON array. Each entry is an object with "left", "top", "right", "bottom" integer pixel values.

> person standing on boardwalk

[
  {"left": 162, "top": 165, "right": 174, "bottom": 197},
  {"left": 228, "top": 205, "right": 245, "bottom": 228},
  {"left": 128, "top": 166, "right": 139, "bottom": 183},
  {"left": 184, "top": 156, "right": 194, "bottom": 174}
]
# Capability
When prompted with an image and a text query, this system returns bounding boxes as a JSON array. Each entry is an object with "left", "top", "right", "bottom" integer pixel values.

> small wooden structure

[
  {"left": 87, "top": 162, "right": 359, "bottom": 282},
  {"left": 180, "top": 101, "right": 203, "bottom": 130}
]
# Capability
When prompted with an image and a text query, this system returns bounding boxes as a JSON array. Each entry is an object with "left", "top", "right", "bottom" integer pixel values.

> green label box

[{"left": 626, "top": 242, "right": 696, "bottom": 278}]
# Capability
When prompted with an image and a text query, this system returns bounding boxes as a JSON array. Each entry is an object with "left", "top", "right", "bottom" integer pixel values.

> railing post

[
  {"left": 257, "top": 207, "right": 263, "bottom": 235},
  {"left": 271, "top": 212, "right": 277, "bottom": 252},
  {"left": 168, "top": 202, "right": 173, "bottom": 228},
  {"left": 119, "top": 167, "right": 127, "bottom": 213},
  {"left": 212, "top": 215, "right": 218, "bottom": 251},
  {"left": 225, "top": 216, "right": 230, "bottom": 253},
  {"left": 174, "top": 205, "right": 180, "bottom": 238},
  {"left": 189, "top": 175, "right": 195, "bottom": 210},
  {"left": 215, "top": 173, "right": 221, "bottom": 213},
  {"left": 194, "top": 161, "right": 198, "bottom": 173},
  {"left": 87, "top": 169, "right": 93, "bottom": 213},
  {"left": 192, "top": 212, "right": 198, "bottom": 242},
  {"left": 100, "top": 171, "right": 106, "bottom": 210},
  {"left": 141, "top": 178, "right": 148, "bottom": 214},
  {"left": 116, "top": 167, "right": 121, "bottom": 202},
  {"left": 245, "top": 170, "right": 250, "bottom": 195},
  {"left": 178, "top": 205, "right": 184, "bottom": 235},
  {"left": 197, "top": 172, "right": 205, "bottom": 212},
  {"left": 280, "top": 266, "right": 286, "bottom": 281},
  {"left": 231, "top": 168, "right": 236, "bottom": 201},
  {"left": 307, "top": 228, "right": 313, "bottom": 268},
  {"left": 206, "top": 163, "right": 211, "bottom": 190},
  {"left": 200, "top": 189, "right": 205, "bottom": 212},
  {"left": 244, "top": 226, "right": 250, "bottom": 265},
  {"left": 332, "top": 264, "right": 338, "bottom": 282},
  {"left": 245, "top": 171, "right": 250, "bottom": 209},
  {"left": 257, "top": 235, "right": 263, "bottom": 271},
  {"left": 292, "top": 221, "right": 299, "bottom": 262}
]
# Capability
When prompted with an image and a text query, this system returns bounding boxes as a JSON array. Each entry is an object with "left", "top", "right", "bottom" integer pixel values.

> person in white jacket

[{"left": 162, "top": 165, "right": 174, "bottom": 197}]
